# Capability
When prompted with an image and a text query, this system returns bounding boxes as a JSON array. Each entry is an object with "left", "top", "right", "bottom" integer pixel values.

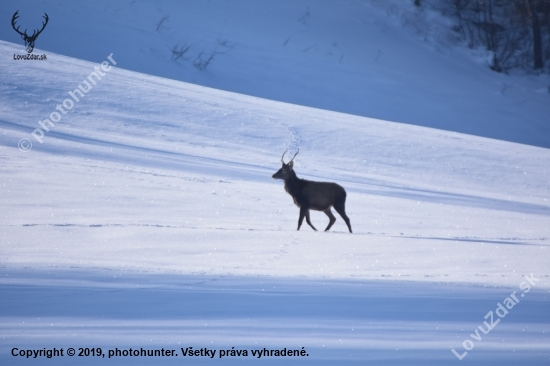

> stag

[
  {"left": 11, "top": 11, "right": 49, "bottom": 54},
  {"left": 272, "top": 150, "right": 352, "bottom": 233}
]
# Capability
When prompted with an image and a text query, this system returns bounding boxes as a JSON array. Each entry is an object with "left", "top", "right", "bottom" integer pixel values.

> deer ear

[{"left": 288, "top": 161, "right": 293, "bottom": 168}]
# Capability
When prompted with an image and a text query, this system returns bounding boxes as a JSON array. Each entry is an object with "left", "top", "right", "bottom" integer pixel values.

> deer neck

[{"left": 284, "top": 169, "right": 301, "bottom": 196}]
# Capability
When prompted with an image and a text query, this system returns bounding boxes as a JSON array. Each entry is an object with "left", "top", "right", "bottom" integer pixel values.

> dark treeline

[{"left": 418, "top": 0, "right": 550, "bottom": 73}]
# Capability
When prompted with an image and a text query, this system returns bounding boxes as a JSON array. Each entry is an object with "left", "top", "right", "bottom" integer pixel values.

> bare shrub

[
  {"left": 193, "top": 38, "right": 233, "bottom": 70},
  {"left": 171, "top": 42, "right": 190, "bottom": 60},
  {"left": 156, "top": 15, "right": 169, "bottom": 32}
]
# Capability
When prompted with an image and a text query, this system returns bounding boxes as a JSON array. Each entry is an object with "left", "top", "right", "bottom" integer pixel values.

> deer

[
  {"left": 11, "top": 11, "right": 49, "bottom": 54},
  {"left": 272, "top": 149, "right": 352, "bottom": 233}
]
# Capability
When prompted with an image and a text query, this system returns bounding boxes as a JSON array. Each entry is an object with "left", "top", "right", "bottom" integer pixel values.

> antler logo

[{"left": 11, "top": 10, "right": 49, "bottom": 54}]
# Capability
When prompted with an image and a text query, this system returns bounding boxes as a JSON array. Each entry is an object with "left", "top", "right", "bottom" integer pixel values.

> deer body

[{"left": 272, "top": 150, "right": 352, "bottom": 233}]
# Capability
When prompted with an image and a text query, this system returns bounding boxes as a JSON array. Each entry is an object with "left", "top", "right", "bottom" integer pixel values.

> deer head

[
  {"left": 272, "top": 149, "right": 299, "bottom": 180},
  {"left": 11, "top": 11, "right": 49, "bottom": 54}
]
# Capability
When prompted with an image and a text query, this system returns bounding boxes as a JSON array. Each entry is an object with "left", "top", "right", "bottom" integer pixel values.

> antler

[
  {"left": 31, "top": 13, "right": 49, "bottom": 39},
  {"left": 11, "top": 11, "right": 49, "bottom": 40},
  {"left": 11, "top": 11, "right": 26, "bottom": 37},
  {"left": 281, "top": 149, "right": 288, "bottom": 164},
  {"left": 289, "top": 148, "right": 299, "bottom": 163}
]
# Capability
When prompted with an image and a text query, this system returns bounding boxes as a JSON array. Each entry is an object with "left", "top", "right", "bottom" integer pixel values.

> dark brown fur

[{"left": 272, "top": 153, "right": 352, "bottom": 233}]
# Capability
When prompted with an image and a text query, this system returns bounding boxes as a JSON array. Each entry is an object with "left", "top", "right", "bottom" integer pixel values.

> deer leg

[
  {"left": 323, "top": 208, "right": 336, "bottom": 231},
  {"left": 305, "top": 209, "right": 317, "bottom": 231},
  {"left": 297, "top": 206, "right": 307, "bottom": 230},
  {"left": 334, "top": 203, "right": 352, "bottom": 233}
]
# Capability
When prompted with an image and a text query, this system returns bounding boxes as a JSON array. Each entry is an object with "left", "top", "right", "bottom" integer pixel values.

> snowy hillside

[
  {"left": 1, "top": 37, "right": 550, "bottom": 364},
  {"left": 0, "top": 0, "right": 549, "bottom": 147},
  {"left": 1, "top": 0, "right": 550, "bottom": 364}
]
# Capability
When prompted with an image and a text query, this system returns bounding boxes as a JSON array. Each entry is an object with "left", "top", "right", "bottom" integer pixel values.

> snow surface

[
  {"left": 1, "top": 0, "right": 550, "bottom": 364},
  {"left": 1, "top": 0, "right": 549, "bottom": 147}
]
